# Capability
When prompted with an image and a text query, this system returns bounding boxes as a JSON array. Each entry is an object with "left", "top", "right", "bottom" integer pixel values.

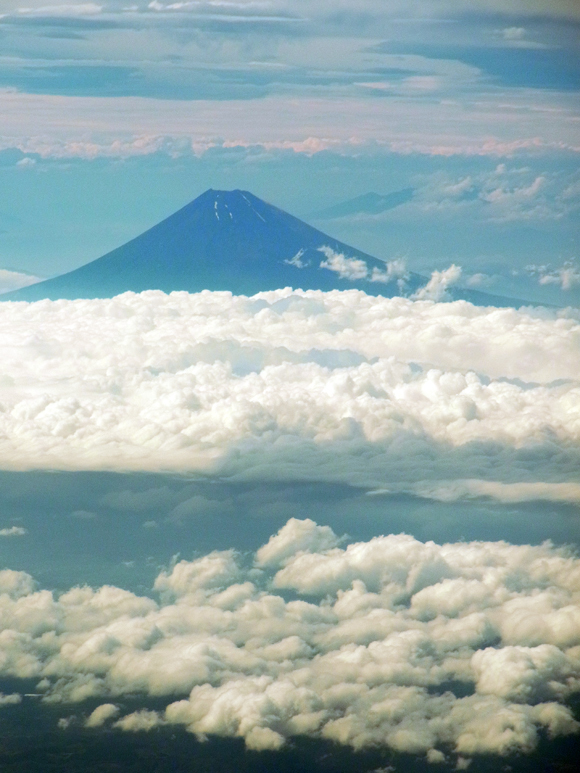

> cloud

[
  {"left": 317, "top": 248, "right": 408, "bottom": 286},
  {"left": 482, "top": 175, "right": 547, "bottom": 212},
  {"left": 114, "top": 709, "right": 164, "bottom": 731},
  {"left": 2, "top": 134, "right": 578, "bottom": 162},
  {"left": 465, "top": 273, "right": 494, "bottom": 288},
  {"left": 0, "top": 569, "right": 36, "bottom": 597},
  {"left": 407, "top": 480, "right": 580, "bottom": 505},
  {"left": 16, "top": 3, "right": 102, "bottom": 15},
  {"left": 0, "top": 518, "right": 579, "bottom": 763},
  {"left": 3, "top": 0, "right": 580, "bottom": 21},
  {"left": 402, "top": 165, "right": 580, "bottom": 224},
  {"left": 370, "top": 260, "right": 408, "bottom": 285},
  {"left": 412, "top": 265, "right": 462, "bottom": 301},
  {"left": 85, "top": 702, "right": 119, "bottom": 727},
  {"left": 0, "top": 526, "right": 27, "bottom": 537},
  {"left": 255, "top": 517, "right": 341, "bottom": 568},
  {"left": 526, "top": 261, "right": 580, "bottom": 291},
  {"left": 502, "top": 27, "right": 526, "bottom": 41},
  {"left": 0, "top": 692, "right": 22, "bottom": 705},
  {"left": 1, "top": 84, "right": 579, "bottom": 163},
  {"left": 318, "top": 247, "right": 369, "bottom": 280},
  {"left": 0, "top": 290, "right": 578, "bottom": 504},
  {"left": 284, "top": 249, "right": 309, "bottom": 269},
  {"left": 69, "top": 509, "right": 97, "bottom": 520},
  {"left": 0, "top": 269, "right": 42, "bottom": 295},
  {"left": 540, "top": 268, "right": 580, "bottom": 291}
]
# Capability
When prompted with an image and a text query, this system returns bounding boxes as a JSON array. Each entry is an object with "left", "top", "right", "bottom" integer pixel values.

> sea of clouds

[
  {"left": 1, "top": 289, "right": 579, "bottom": 763},
  {"left": 0, "top": 289, "right": 578, "bottom": 503},
  {"left": 1, "top": 517, "right": 579, "bottom": 765}
]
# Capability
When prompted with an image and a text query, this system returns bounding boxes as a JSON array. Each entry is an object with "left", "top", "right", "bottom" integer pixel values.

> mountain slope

[
  {"left": 2, "top": 189, "right": 522, "bottom": 306},
  {"left": 312, "top": 189, "right": 414, "bottom": 220}
]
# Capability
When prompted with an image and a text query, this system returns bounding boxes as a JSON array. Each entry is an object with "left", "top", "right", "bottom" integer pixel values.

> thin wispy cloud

[{"left": 0, "top": 0, "right": 577, "bottom": 159}]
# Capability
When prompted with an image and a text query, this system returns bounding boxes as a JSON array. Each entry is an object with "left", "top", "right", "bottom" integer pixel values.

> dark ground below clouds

[
  {"left": 1, "top": 470, "right": 579, "bottom": 594},
  {"left": 0, "top": 680, "right": 579, "bottom": 773},
  {"left": 1, "top": 473, "right": 579, "bottom": 772}
]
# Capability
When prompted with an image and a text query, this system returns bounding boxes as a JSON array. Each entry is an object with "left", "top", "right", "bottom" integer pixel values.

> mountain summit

[
  {"left": 3, "top": 189, "right": 423, "bottom": 301},
  {"left": 2, "top": 189, "right": 514, "bottom": 304}
]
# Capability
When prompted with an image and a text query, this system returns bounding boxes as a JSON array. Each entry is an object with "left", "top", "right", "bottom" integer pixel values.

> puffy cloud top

[
  {"left": 0, "top": 290, "right": 578, "bottom": 501},
  {"left": 256, "top": 517, "right": 341, "bottom": 568},
  {"left": 0, "top": 518, "right": 579, "bottom": 763}
]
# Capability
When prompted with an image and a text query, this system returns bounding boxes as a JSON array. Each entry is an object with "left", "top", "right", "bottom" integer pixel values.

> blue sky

[{"left": 0, "top": 0, "right": 578, "bottom": 302}]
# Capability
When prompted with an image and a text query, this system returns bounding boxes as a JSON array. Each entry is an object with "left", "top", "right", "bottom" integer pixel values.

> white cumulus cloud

[
  {"left": 0, "top": 692, "right": 22, "bottom": 706},
  {"left": 413, "top": 265, "right": 462, "bottom": 301},
  {"left": 527, "top": 261, "right": 580, "bottom": 291},
  {"left": 0, "top": 518, "right": 578, "bottom": 763},
  {"left": 318, "top": 246, "right": 369, "bottom": 280},
  {"left": 0, "top": 526, "right": 27, "bottom": 538},
  {"left": 0, "top": 290, "right": 578, "bottom": 503},
  {"left": 85, "top": 703, "right": 119, "bottom": 727},
  {"left": 370, "top": 259, "right": 408, "bottom": 284}
]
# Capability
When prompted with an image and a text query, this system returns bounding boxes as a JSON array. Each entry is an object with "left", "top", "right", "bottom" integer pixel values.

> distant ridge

[
  {"left": 1, "top": 189, "right": 523, "bottom": 306},
  {"left": 312, "top": 189, "right": 414, "bottom": 220}
]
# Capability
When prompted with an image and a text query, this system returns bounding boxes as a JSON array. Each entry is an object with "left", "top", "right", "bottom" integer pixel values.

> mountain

[
  {"left": 1, "top": 189, "right": 422, "bottom": 301},
  {"left": 1, "top": 189, "right": 521, "bottom": 306},
  {"left": 312, "top": 189, "right": 414, "bottom": 220}
]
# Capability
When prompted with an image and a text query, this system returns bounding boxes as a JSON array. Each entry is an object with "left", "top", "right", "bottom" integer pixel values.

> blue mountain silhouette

[
  {"left": 312, "top": 189, "right": 415, "bottom": 219},
  {"left": 2, "top": 189, "right": 520, "bottom": 305}
]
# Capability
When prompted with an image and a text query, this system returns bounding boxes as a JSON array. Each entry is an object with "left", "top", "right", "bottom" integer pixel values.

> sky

[
  {"left": 0, "top": 2, "right": 580, "bottom": 771},
  {"left": 0, "top": 0, "right": 578, "bottom": 303}
]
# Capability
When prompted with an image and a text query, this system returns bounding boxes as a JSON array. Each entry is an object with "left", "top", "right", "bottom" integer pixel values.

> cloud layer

[
  {"left": 0, "top": 517, "right": 579, "bottom": 764},
  {"left": 0, "top": 268, "right": 42, "bottom": 294},
  {"left": 0, "top": 289, "right": 578, "bottom": 502}
]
